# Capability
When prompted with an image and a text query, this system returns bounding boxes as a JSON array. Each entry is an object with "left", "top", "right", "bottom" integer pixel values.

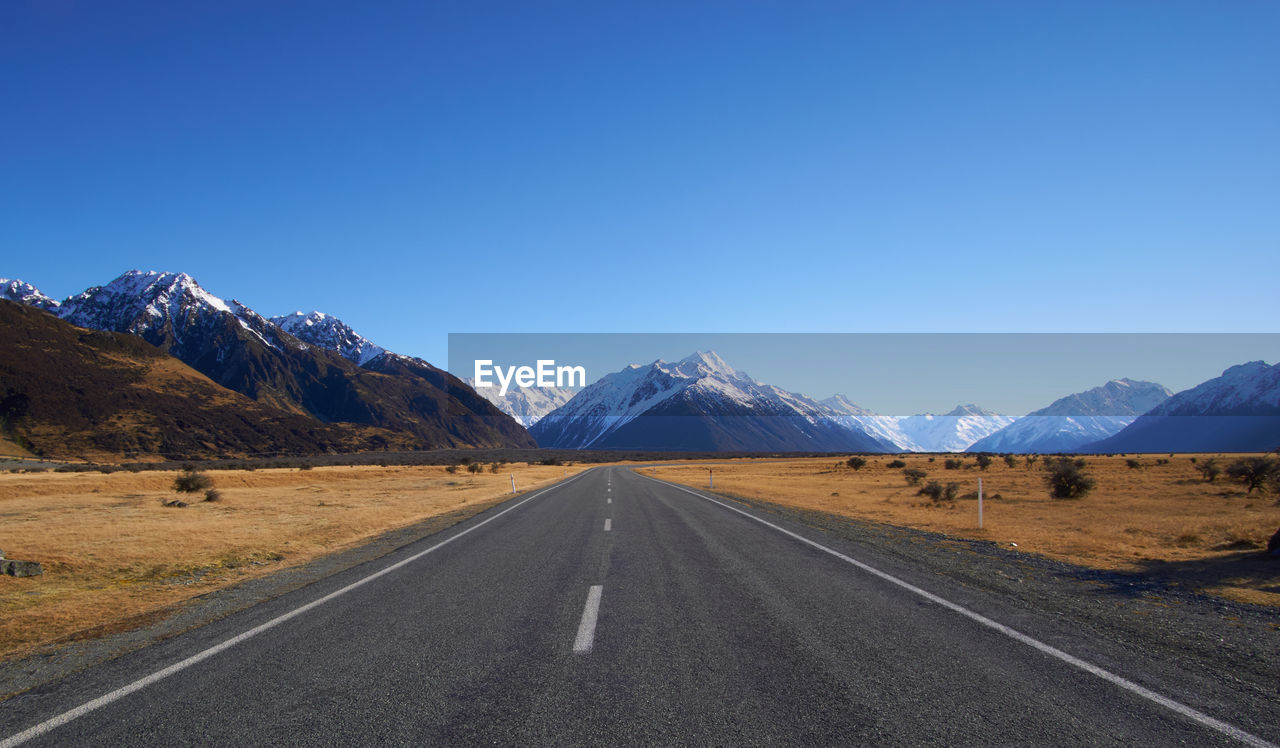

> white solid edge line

[
  {"left": 646, "top": 475, "right": 1276, "bottom": 748},
  {"left": 572, "top": 585, "right": 604, "bottom": 654},
  {"left": 0, "top": 470, "right": 592, "bottom": 748}
]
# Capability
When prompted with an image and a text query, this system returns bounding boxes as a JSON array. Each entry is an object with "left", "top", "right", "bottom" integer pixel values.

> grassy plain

[
  {"left": 641, "top": 454, "right": 1280, "bottom": 606},
  {"left": 0, "top": 463, "right": 584, "bottom": 661}
]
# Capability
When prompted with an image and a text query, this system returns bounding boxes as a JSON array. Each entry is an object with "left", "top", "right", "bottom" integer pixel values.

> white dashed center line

[{"left": 572, "top": 585, "right": 604, "bottom": 654}]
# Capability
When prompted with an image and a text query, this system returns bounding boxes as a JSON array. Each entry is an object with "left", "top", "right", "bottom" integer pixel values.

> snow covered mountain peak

[
  {"left": 673, "top": 350, "right": 741, "bottom": 380},
  {"left": 269, "top": 310, "right": 386, "bottom": 366},
  {"left": 0, "top": 278, "right": 60, "bottom": 311},
  {"left": 59, "top": 269, "right": 235, "bottom": 336}
]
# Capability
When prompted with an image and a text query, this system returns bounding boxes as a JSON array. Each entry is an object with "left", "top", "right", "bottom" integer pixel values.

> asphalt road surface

[{"left": 3, "top": 467, "right": 1276, "bottom": 746}]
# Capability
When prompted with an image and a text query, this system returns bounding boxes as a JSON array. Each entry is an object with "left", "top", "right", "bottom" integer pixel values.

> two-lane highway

[{"left": 2, "top": 467, "right": 1276, "bottom": 746}]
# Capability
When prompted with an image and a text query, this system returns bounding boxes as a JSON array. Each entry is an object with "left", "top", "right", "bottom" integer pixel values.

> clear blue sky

[{"left": 4, "top": 1, "right": 1278, "bottom": 382}]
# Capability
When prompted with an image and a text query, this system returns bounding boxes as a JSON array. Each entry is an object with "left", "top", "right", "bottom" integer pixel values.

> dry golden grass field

[
  {"left": 641, "top": 455, "right": 1280, "bottom": 606},
  {"left": 0, "top": 463, "right": 585, "bottom": 662}
]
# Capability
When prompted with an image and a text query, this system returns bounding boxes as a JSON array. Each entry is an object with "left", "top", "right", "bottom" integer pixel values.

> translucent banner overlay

[{"left": 447, "top": 333, "right": 1280, "bottom": 453}]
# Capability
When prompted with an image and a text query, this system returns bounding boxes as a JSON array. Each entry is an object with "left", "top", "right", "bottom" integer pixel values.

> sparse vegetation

[
  {"left": 886, "top": 459, "right": 907, "bottom": 469},
  {"left": 173, "top": 469, "right": 213, "bottom": 494},
  {"left": 1024, "top": 454, "right": 1039, "bottom": 468},
  {"left": 203, "top": 488, "right": 221, "bottom": 502},
  {"left": 1044, "top": 457, "right": 1095, "bottom": 500},
  {"left": 902, "top": 468, "right": 928, "bottom": 486},
  {"left": 467, "top": 462, "right": 483, "bottom": 474},
  {"left": 1003, "top": 454, "right": 1018, "bottom": 468},
  {"left": 1225, "top": 456, "right": 1279, "bottom": 495},
  {"left": 974, "top": 454, "right": 993, "bottom": 471},
  {"left": 1126, "top": 459, "right": 1141, "bottom": 469},
  {"left": 846, "top": 456, "right": 867, "bottom": 470},
  {"left": 918, "top": 480, "right": 960, "bottom": 503},
  {"left": 943, "top": 458, "right": 964, "bottom": 470},
  {"left": 1195, "top": 458, "right": 1221, "bottom": 483}
]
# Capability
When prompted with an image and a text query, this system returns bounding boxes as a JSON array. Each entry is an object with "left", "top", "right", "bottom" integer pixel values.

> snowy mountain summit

[
  {"left": 270, "top": 310, "right": 386, "bottom": 366},
  {"left": 1, "top": 279, "right": 60, "bottom": 312},
  {"left": 530, "top": 351, "right": 893, "bottom": 452}
]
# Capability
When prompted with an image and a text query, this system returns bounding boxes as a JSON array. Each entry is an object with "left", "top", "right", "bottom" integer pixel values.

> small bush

[
  {"left": 467, "top": 462, "right": 483, "bottom": 474},
  {"left": 918, "top": 480, "right": 959, "bottom": 503},
  {"left": 846, "top": 456, "right": 867, "bottom": 470},
  {"left": 1195, "top": 458, "right": 1221, "bottom": 483},
  {"left": 490, "top": 463, "right": 501, "bottom": 473},
  {"left": 1024, "top": 455, "right": 1039, "bottom": 468},
  {"left": 1224, "top": 456, "right": 1279, "bottom": 494},
  {"left": 902, "top": 468, "right": 927, "bottom": 486},
  {"left": 974, "top": 454, "right": 993, "bottom": 471},
  {"left": 1002, "top": 455, "right": 1018, "bottom": 468},
  {"left": 1126, "top": 459, "right": 1141, "bottom": 470},
  {"left": 886, "top": 459, "right": 907, "bottom": 469},
  {"left": 1044, "top": 457, "right": 1095, "bottom": 500},
  {"left": 173, "top": 470, "right": 213, "bottom": 494},
  {"left": 203, "top": 488, "right": 221, "bottom": 502},
  {"left": 445, "top": 465, "right": 458, "bottom": 474},
  {"left": 943, "top": 458, "right": 964, "bottom": 470}
]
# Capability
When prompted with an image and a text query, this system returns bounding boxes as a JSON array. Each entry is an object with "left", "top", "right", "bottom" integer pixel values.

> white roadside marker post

[
  {"left": 510, "top": 474, "right": 516, "bottom": 494},
  {"left": 978, "top": 477, "right": 984, "bottom": 530},
  {"left": 709, "top": 468, "right": 713, "bottom": 489}
]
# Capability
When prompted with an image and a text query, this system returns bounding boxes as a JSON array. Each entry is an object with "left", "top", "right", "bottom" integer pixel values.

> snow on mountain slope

[
  {"left": 897, "top": 405, "right": 1017, "bottom": 452},
  {"left": 531, "top": 351, "right": 893, "bottom": 452},
  {"left": 270, "top": 310, "right": 386, "bottom": 366},
  {"left": 968, "top": 379, "right": 1172, "bottom": 453},
  {"left": 819, "top": 397, "right": 1014, "bottom": 452},
  {"left": 1089, "top": 363, "right": 1280, "bottom": 452},
  {"left": 465, "top": 378, "right": 577, "bottom": 427},
  {"left": 0, "top": 279, "right": 60, "bottom": 312}
]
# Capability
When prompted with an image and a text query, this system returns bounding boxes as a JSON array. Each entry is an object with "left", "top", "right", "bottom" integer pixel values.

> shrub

[
  {"left": 1002, "top": 455, "right": 1018, "bottom": 468},
  {"left": 1044, "top": 457, "right": 1095, "bottom": 499},
  {"left": 846, "top": 456, "right": 867, "bottom": 470},
  {"left": 1024, "top": 455, "right": 1039, "bottom": 468},
  {"left": 490, "top": 463, "right": 501, "bottom": 473},
  {"left": 1195, "top": 458, "right": 1220, "bottom": 483},
  {"left": 467, "top": 462, "right": 483, "bottom": 474},
  {"left": 1126, "top": 459, "right": 1141, "bottom": 470},
  {"left": 974, "top": 454, "right": 993, "bottom": 471},
  {"left": 943, "top": 458, "right": 964, "bottom": 470},
  {"left": 886, "top": 459, "right": 906, "bottom": 469},
  {"left": 918, "top": 480, "right": 959, "bottom": 502},
  {"left": 902, "top": 468, "right": 927, "bottom": 486},
  {"left": 203, "top": 488, "right": 221, "bottom": 502},
  {"left": 445, "top": 465, "right": 458, "bottom": 474},
  {"left": 173, "top": 469, "right": 213, "bottom": 494},
  {"left": 1224, "top": 456, "right": 1279, "bottom": 494}
]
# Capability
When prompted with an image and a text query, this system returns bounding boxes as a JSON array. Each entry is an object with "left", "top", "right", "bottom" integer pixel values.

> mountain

[
  {"left": 465, "top": 379, "right": 577, "bottom": 427},
  {"left": 8, "top": 270, "right": 533, "bottom": 451},
  {"left": 269, "top": 310, "right": 386, "bottom": 366},
  {"left": 1088, "top": 362, "right": 1280, "bottom": 453},
  {"left": 968, "top": 379, "right": 1172, "bottom": 453},
  {"left": 1, "top": 279, "right": 60, "bottom": 312},
  {"left": 819, "top": 397, "right": 1015, "bottom": 452},
  {"left": 530, "top": 351, "right": 894, "bottom": 452},
  {"left": 0, "top": 300, "right": 424, "bottom": 459}
]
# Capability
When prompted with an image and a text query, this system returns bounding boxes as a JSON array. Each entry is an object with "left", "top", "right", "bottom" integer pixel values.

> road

[{"left": 2, "top": 467, "right": 1276, "bottom": 746}]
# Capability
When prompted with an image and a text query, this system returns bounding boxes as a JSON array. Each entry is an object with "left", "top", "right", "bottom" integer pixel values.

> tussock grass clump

[{"left": 173, "top": 469, "right": 213, "bottom": 494}]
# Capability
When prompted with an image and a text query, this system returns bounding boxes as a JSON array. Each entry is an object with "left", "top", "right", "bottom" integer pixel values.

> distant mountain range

[
  {"left": 4, "top": 272, "right": 1278, "bottom": 456},
  {"left": 1089, "top": 361, "right": 1280, "bottom": 453},
  {"left": 1, "top": 271, "right": 533, "bottom": 458},
  {"left": 967, "top": 379, "right": 1172, "bottom": 453}
]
